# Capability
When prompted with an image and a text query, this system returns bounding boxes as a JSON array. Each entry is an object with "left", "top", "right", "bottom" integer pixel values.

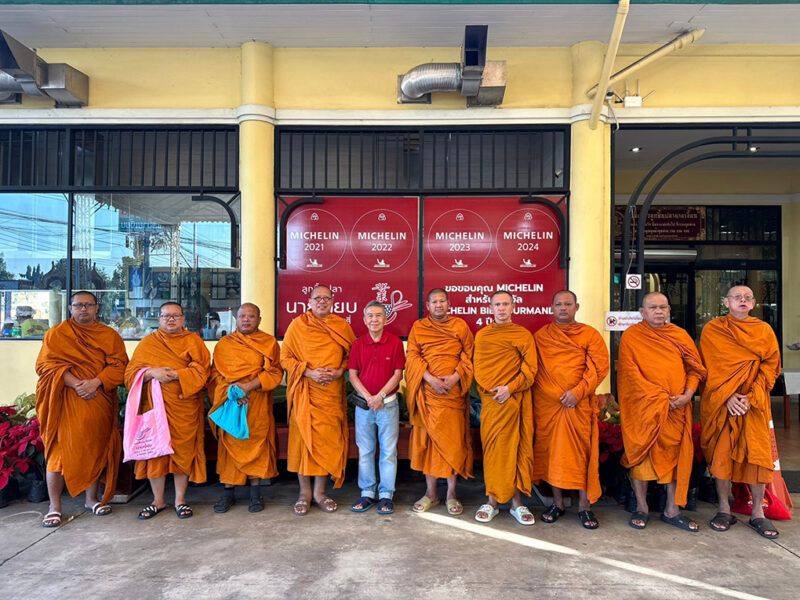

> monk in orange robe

[
  {"left": 407, "top": 288, "right": 474, "bottom": 516},
  {"left": 280, "top": 285, "right": 355, "bottom": 516},
  {"left": 35, "top": 291, "right": 128, "bottom": 527},
  {"left": 126, "top": 301, "right": 210, "bottom": 520},
  {"left": 618, "top": 292, "right": 707, "bottom": 532},
  {"left": 209, "top": 303, "right": 283, "bottom": 514},
  {"left": 473, "top": 291, "right": 536, "bottom": 526},
  {"left": 533, "top": 290, "right": 609, "bottom": 529},
  {"left": 700, "top": 285, "right": 781, "bottom": 538}
]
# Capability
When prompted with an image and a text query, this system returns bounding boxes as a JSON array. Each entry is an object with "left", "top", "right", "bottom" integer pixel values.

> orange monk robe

[
  {"left": 617, "top": 321, "right": 707, "bottom": 505},
  {"left": 474, "top": 322, "right": 536, "bottom": 503},
  {"left": 406, "top": 316, "right": 474, "bottom": 479},
  {"left": 35, "top": 320, "right": 128, "bottom": 504},
  {"left": 700, "top": 315, "right": 781, "bottom": 486},
  {"left": 532, "top": 322, "right": 609, "bottom": 503},
  {"left": 280, "top": 311, "right": 355, "bottom": 488},
  {"left": 209, "top": 330, "right": 284, "bottom": 485},
  {"left": 126, "top": 330, "right": 210, "bottom": 483}
]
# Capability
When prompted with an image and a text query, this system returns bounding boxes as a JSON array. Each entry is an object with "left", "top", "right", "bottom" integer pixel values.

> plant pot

[
  {"left": 27, "top": 479, "right": 48, "bottom": 503},
  {"left": 0, "top": 477, "right": 20, "bottom": 508}
]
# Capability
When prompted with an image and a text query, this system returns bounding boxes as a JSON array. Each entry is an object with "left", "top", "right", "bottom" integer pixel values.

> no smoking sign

[{"left": 625, "top": 274, "right": 642, "bottom": 290}]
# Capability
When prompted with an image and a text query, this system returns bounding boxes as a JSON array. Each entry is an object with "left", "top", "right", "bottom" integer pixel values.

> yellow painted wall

[
  {"left": 616, "top": 169, "right": 800, "bottom": 196},
  {"left": 612, "top": 45, "right": 800, "bottom": 108},
  {"left": 0, "top": 43, "right": 797, "bottom": 111},
  {"left": 34, "top": 48, "right": 241, "bottom": 109}
]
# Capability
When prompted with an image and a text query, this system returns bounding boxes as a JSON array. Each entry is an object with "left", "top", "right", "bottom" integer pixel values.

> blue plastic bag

[{"left": 209, "top": 384, "right": 249, "bottom": 439}]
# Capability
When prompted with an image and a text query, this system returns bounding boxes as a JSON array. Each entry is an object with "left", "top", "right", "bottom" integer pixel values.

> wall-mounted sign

[
  {"left": 424, "top": 196, "right": 566, "bottom": 334},
  {"left": 614, "top": 206, "right": 706, "bottom": 241},
  {"left": 625, "top": 274, "right": 642, "bottom": 290},
  {"left": 277, "top": 197, "right": 418, "bottom": 338},
  {"left": 277, "top": 195, "right": 567, "bottom": 337},
  {"left": 605, "top": 311, "right": 643, "bottom": 331}
]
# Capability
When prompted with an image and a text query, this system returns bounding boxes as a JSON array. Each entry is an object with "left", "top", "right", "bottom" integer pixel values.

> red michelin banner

[
  {"left": 424, "top": 196, "right": 566, "bottom": 334},
  {"left": 277, "top": 196, "right": 566, "bottom": 337},
  {"left": 278, "top": 197, "right": 419, "bottom": 337}
]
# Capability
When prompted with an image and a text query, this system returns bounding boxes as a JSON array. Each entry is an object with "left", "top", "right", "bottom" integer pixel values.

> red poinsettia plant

[
  {"left": 0, "top": 405, "right": 45, "bottom": 490},
  {"left": 598, "top": 419, "right": 624, "bottom": 463}
]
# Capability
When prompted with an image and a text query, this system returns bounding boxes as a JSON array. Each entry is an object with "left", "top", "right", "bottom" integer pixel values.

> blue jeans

[{"left": 354, "top": 401, "right": 399, "bottom": 500}]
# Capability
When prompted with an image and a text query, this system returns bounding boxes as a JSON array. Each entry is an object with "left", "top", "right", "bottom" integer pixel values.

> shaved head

[
  {"left": 552, "top": 289, "right": 577, "bottom": 304},
  {"left": 641, "top": 292, "right": 668, "bottom": 309}
]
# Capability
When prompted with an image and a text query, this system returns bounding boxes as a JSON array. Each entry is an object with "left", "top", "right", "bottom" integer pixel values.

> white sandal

[
  {"left": 474, "top": 503, "right": 500, "bottom": 523},
  {"left": 510, "top": 505, "right": 535, "bottom": 526}
]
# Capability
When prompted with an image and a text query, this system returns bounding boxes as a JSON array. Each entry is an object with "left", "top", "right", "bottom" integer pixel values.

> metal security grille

[
  {"left": 0, "top": 126, "right": 238, "bottom": 191},
  {"left": 276, "top": 127, "right": 568, "bottom": 194}
]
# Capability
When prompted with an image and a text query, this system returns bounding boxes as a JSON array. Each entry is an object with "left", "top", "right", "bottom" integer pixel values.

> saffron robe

[
  {"left": 532, "top": 322, "right": 609, "bottom": 503},
  {"left": 126, "top": 329, "right": 210, "bottom": 483},
  {"left": 406, "top": 316, "right": 474, "bottom": 479},
  {"left": 617, "top": 321, "right": 707, "bottom": 505},
  {"left": 700, "top": 315, "right": 781, "bottom": 485},
  {"left": 36, "top": 320, "right": 128, "bottom": 504},
  {"left": 280, "top": 311, "right": 355, "bottom": 487},
  {"left": 474, "top": 322, "right": 536, "bottom": 502},
  {"left": 209, "top": 330, "right": 284, "bottom": 485}
]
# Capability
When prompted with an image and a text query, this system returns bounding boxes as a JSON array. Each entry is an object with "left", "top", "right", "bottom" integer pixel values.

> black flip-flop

[
  {"left": 578, "top": 509, "right": 599, "bottom": 530},
  {"left": 175, "top": 504, "right": 193, "bottom": 519},
  {"left": 541, "top": 504, "right": 565, "bottom": 523},
  {"left": 350, "top": 496, "right": 376, "bottom": 513},
  {"left": 660, "top": 513, "right": 698, "bottom": 533},
  {"left": 138, "top": 504, "right": 166, "bottom": 520},
  {"left": 709, "top": 512, "right": 737, "bottom": 532},
  {"left": 748, "top": 517, "right": 779, "bottom": 539},
  {"left": 629, "top": 511, "right": 649, "bottom": 529},
  {"left": 377, "top": 498, "right": 394, "bottom": 515}
]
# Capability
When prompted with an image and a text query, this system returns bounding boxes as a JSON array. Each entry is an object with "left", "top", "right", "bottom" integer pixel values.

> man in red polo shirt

[{"left": 348, "top": 301, "right": 405, "bottom": 515}]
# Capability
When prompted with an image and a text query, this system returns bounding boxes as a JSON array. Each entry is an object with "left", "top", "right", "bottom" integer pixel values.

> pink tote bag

[{"left": 123, "top": 368, "right": 174, "bottom": 462}]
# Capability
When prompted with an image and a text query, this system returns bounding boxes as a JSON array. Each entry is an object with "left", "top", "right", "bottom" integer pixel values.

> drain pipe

[
  {"left": 588, "top": 0, "right": 629, "bottom": 130},
  {"left": 587, "top": 28, "right": 706, "bottom": 100}
]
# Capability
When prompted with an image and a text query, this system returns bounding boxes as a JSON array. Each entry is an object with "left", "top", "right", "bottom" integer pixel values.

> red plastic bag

[
  {"left": 122, "top": 368, "right": 174, "bottom": 462},
  {"left": 731, "top": 482, "right": 792, "bottom": 521}
]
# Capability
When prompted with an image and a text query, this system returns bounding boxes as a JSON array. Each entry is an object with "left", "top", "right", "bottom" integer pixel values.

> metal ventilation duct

[
  {"left": 0, "top": 30, "right": 89, "bottom": 107},
  {"left": 397, "top": 25, "right": 506, "bottom": 106}
]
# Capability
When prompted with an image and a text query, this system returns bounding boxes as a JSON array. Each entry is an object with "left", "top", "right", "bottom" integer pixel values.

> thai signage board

[
  {"left": 277, "top": 196, "right": 566, "bottom": 337},
  {"left": 614, "top": 206, "right": 706, "bottom": 241}
]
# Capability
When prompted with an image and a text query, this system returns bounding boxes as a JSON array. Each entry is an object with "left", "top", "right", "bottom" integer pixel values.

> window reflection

[
  {"left": 0, "top": 193, "right": 69, "bottom": 338},
  {"left": 74, "top": 193, "right": 240, "bottom": 339},
  {"left": 0, "top": 192, "right": 240, "bottom": 340}
]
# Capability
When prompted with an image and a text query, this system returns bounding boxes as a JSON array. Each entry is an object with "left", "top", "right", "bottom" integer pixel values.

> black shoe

[
  {"left": 214, "top": 492, "right": 236, "bottom": 513},
  {"left": 249, "top": 495, "right": 264, "bottom": 513}
]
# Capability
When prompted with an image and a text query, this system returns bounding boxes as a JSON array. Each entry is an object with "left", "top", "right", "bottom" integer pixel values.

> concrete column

[
  {"left": 239, "top": 42, "right": 276, "bottom": 332},
  {"left": 569, "top": 42, "right": 612, "bottom": 388}
]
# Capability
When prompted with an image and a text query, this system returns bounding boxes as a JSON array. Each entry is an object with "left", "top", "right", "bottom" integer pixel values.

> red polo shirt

[{"left": 348, "top": 331, "right": 405, "bottom": 395}]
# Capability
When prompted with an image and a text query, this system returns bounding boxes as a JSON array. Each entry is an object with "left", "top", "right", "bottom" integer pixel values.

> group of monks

[{"left": 32, "top": 283, "right": 782, "bottom": 539}]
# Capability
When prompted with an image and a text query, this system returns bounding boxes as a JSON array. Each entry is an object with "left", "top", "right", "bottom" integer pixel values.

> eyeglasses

[
  {"left": 727, "top": 295, "right": 755, "bottom": 302},
  {"left": 159, "top": 313, "right": 184, "bottom": 320},
  {"left": 71, "top": 303, "right": 97, "bottom": 309},
  {"left": 311, "top": 296, "right": 332, "bottom": 302}
]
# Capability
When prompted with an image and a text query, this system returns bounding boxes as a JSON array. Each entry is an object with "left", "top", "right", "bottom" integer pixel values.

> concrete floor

[{"left": 1, "top": 468, "right": 798, "bottom": 600}]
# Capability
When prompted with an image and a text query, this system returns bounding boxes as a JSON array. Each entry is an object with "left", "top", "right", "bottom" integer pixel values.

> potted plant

[{"left": 0, "top": 393, "right": 47, "bottom": 507}]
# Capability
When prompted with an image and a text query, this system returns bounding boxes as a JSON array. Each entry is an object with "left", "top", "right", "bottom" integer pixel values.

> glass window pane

[
  {"left": 71, "top": 193, "right": 240, "bottom": 339},
  {"left": 0, "top": 193, "right": 69, "bottom": 338}
]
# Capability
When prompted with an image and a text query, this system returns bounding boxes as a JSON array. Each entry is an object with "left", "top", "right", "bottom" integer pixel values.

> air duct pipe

[{"left": 399, "top": 63, "right": 462, "bottom": 99}]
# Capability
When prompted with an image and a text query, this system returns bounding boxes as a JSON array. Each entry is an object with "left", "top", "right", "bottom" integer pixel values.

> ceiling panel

[{"left": 0, "top": 4, "right": 798, "bottom": 49}]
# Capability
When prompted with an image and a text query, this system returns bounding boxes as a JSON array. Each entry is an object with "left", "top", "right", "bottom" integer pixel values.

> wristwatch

[{"left": 380, "top": 392, "right": 387, "bottom": 400}]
